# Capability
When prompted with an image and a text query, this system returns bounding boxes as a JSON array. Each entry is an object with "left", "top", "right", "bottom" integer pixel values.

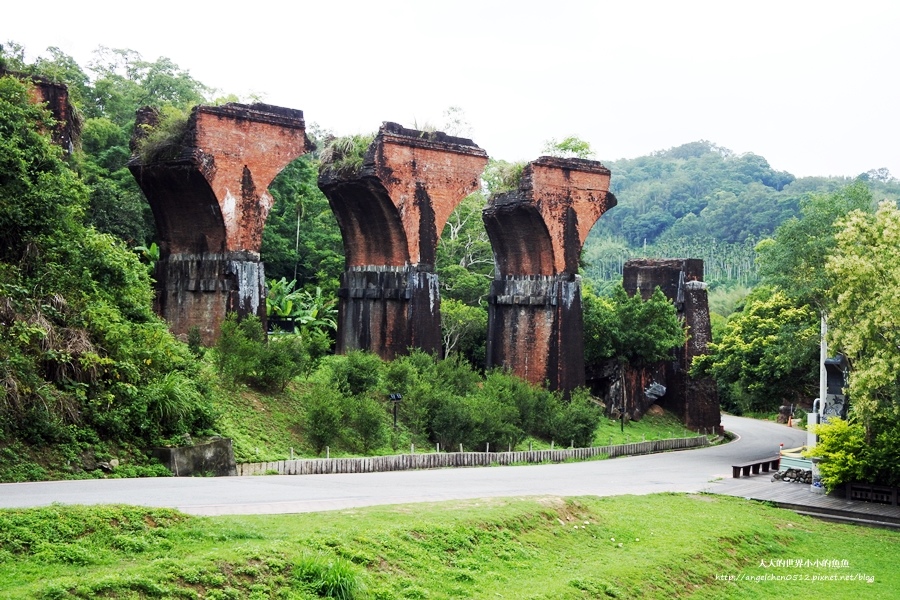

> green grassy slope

[{"left": 1, "top": 494, "right": 895, "bottom": 599}]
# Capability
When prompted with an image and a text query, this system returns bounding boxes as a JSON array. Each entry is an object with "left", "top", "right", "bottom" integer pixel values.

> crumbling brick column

[
  {"left": 1, "top": 68, "right": 78, "bottom": 153},
  {"left": 318, "top": 123, "right": 488, "bottom": 359},
  {"left": 483, "top": 157, "right": 617, "bottom": 392},
  {"left": 622, "top": 258, "right": 721, "bottom": 432},
  {"left": 128, "top": 103, "right": 312, "bottom": 344}
]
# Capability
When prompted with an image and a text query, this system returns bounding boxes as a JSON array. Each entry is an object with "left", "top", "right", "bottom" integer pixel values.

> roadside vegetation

[
  {"left": 1, "top": 494, "right": 896, "bottom": 599},
  {"left": 208, "top": 351, "right": 699, "bottom": 464},
  {"left": 4, "top": 40, "right": 900, "bottom": 493}
]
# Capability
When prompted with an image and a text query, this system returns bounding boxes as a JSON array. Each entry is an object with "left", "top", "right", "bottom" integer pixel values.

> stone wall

[{"left": 151, "top": 437, "right": 237, "bottom": 477}]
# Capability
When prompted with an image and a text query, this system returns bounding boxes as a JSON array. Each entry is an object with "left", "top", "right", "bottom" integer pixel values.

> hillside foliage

[
  {"left": 4, "top": 41, "right": 900, "bottom": 489},
  {"left": 0, "top": 75, "right": 214, "bottom": 472}
]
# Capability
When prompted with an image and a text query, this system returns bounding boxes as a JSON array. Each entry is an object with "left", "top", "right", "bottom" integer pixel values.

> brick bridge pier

[
  {"left": 622, "top": 258, "right": 721, "bottom": 432},
  {"left": 128, "top": 103, "right": 312, "bottom": 344},
  {"left": 318, "top": 123, "right": 488, "bottom": 359},
  {"left": 483, "top": 157, "right": 617, "bottom": 392}
]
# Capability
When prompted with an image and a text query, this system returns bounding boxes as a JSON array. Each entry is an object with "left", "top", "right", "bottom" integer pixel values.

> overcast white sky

[{"left": 6, "top": 0, "right": 899, "bottom": 178}]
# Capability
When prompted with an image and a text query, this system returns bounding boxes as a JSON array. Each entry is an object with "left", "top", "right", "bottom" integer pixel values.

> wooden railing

[
  {"left": 235, "top": 435, "right": 709, "bottom": 476},
  {"left": 846, "top": 482, "right": 900, "bottom": 505}
]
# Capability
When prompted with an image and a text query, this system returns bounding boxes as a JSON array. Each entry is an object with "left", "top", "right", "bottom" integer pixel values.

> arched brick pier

[
  {"left": 483, "top": 157, "right": 617, "bottom": 392},
  {"left": 318, "top": 123, "right": 488, "bottom": 359},
  {"left": 128, "top": 103, "right": 312, "bottom": 344}
]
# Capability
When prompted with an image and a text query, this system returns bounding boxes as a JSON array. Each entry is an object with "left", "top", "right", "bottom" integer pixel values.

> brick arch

[
  {"left": 482, "top": 200, "right": 555, "bottom": 276},
  {"left": 137, "top": 167, "right": 227, "bottom": 255},
  {"left": 317, "top": 123, "right": 488, "bottom": 358},
  {"left": 323, "top": 177, "right": 410, "bottom": 268},
  {"left": 483, "top": 156, "right": 616, "bottom": 393}
]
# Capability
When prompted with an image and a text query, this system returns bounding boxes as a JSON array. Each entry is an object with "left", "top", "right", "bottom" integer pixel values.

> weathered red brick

[
  {"left": 319, "top": 123, "right": 488, "bottom": 359},
  {"left": 622, "top": 258, "right": 721, "bottom": 432},
  {"left": 1, "top": 68, "right": 78, "bottom": 153},
  {"left": 484, "top": 157, "right": 617, "bottom": 392},
  {"left": 129, "top": 103, "right": 312, "bottom": 343}
]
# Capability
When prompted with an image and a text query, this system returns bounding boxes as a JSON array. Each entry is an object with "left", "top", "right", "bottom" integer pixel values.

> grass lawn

[{"left": 1, "top": 493, "right": 895, "bottom": 599}]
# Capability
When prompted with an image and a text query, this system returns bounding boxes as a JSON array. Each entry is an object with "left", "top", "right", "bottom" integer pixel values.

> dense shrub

[
  {"left": 289, "top": 349, "right": 605, "bottom": 456},
  {"left": 547, "top": 388, "right": 603, "bottom": 448},
  {"left": 430, "top": 395, "right": 480, "bottom": 451},
  {"left": 584, "top": 284, "right": 686, "bottom": 366},
  {"left": 0, "top": 75, "right": 212, "bottom": 449},
  {"left": 810, "top": 416, "right": 900, "bottom": 490},
  {"left": 346, "top": 396, "right": 389, "bottom": 454},
  {"left": 304, "top": 384, "right": 343, "bottom": 455},
  {"left": 214, "top": 314, "right": 315, "bottom": 392},
  {"left": 327, "top": 351, "right": 383, "bottom": 397}
]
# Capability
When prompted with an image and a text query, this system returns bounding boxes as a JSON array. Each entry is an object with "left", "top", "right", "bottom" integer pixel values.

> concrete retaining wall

[
  {"left": 236, "top": 435, "right": 708, "bottom": 476},
  {"left": 152, "top": 438, "right": 237, "bottom": 476}
]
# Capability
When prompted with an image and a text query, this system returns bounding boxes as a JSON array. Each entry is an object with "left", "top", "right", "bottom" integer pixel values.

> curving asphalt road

[{"left": 0, "top": 415, "right": 805, "bottom": 515}]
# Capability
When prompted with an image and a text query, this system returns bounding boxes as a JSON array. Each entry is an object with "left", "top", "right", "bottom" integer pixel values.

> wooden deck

[{"left": 705, "top": 476, "right": 900, "bottom": 528}]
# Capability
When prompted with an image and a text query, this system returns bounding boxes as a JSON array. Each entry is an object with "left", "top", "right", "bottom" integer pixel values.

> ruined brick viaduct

[
  {"left": 128, "top": 104, "right": 614, "bottom": 389},
  {"left": 125, "top": 99, "right": 711, "bottom": 420},
  {"left": 483, "top": 157, "right": 616, "bottom": 390},
  {"left": 128, "top": 103, "right": 312, "bottom": 345},
  {"left": 318, "top": 123, "right": 488, "bottom": 359}
]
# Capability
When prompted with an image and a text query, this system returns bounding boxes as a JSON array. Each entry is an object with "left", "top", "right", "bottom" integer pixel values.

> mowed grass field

[{"left": 1, "top": 493, "right": 896, "bottom": 599}]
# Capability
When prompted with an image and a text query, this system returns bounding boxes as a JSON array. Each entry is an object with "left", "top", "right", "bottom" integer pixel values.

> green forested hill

[{"left": 583, "top": 140, "right": 900, "bottom": 286}]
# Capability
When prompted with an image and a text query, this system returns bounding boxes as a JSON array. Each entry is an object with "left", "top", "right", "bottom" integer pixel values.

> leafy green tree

[
  {"left": 547, "top": 388, "right": 602, "bottom": 448},
  {"left": 0, "top": 41, "right": 27, "bottom": 71},
  {"left": 436, "top": 192, "right": 493, "bottom": 305},
  {"left": 382, "top": 351, "right": 443, "bottom": 442},
  {"left": 85, "top": 47, "right": 207, "bottom": 123},
  {"left": 214, "top": 314, "right": 320, "bottom": 391},
  {"left": 304, "top": 384, "right": 343, "bottom": 454},
  {"left": 440, "top": 298, "right": 487, "bottom": 363},
  {"left": 826, "top": 200, "right": 900, "bottom": 432},
  {"left": 619, "top": 209, "right": 675, "bottom": 245},
  {"left": 691, "top": 287, "right": 818, "bottom": 413},
  {"left": 346, "top": 396, "right": 389, "bottom": 454},
  {"left": 756, "top": 181, "right": 873, "bottom": 311},
  {"left": 0, "top": 77, "right": 85, "bottom": 260},
  {"left": 266, "top": 278, "right": 336, "bottom": 336},
  {"left": 811, "top": 416, "right": 900, "bottom": 490},
  {"left": 10, "top": 43, "right": 212, "bottom": 247},
  {"left": 583, "top": 285, "right": 686, "bottom": 367},
  {"left": 262, "top": 156, "right": 344, "bottom": 292},
  {"left": 542, "top": 135, "right": 595, "bottom": 159},
  {"left": 327, "top": 351, "right": 384, "bottom": 397},
  {"left": 0, "top": 74, "right": 211, "bottom": 445},
  {"left": 481, "top": 159, "right": 526, "bottom": 195}
]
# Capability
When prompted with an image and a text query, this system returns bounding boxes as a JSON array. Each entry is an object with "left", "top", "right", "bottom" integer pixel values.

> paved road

[{"left": 0, "top": 415, "right": 805, "bottom": 515}]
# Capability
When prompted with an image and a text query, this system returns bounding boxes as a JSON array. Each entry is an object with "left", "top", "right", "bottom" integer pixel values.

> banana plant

[{"left": 265, "top": 278, "right": 337, "bottom": 333}]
